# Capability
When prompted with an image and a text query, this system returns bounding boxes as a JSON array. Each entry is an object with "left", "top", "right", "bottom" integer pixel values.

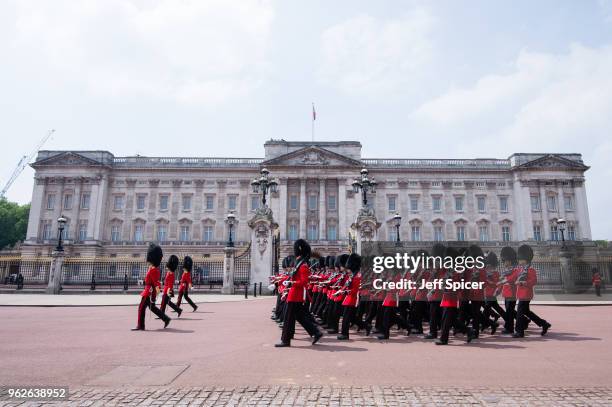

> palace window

[
  {"left": 307, "top": 224, "right": 318, "bottom": 240},
  {"left": 289, "top": 195, "right": 298, "bottom": 210},
  {"left": 547, "top": 195, "right": 557, "bottom": 211},
  {"left": 564, "top": 195, "right": 574, "bottom": 211},
  {"left": 81, "top": 193, "right": 91, "bottom": 210},
  {"left": 159, "top": 195, "right": 169, "bottom": 211},
  {"left": 46, "top": 194, "right": 55, "bottom": 210},
  {"left": 134, "top": 224, "right": 144, "bottom": 242},
  {"left": 111, "top": 225, "right": 121, "bottom": 242},
  {"left": 205, "top": 195, "right": 215, "bottom": 210},
  {"left": 42, "top": 221, "right": 52, "bottom": 240},
  {"left": 228, "top": 195, "right": 237, "bottom": 211},
  {"left": 455, "top": 196, "right": 464, "bottom": 212},
  {"left": 288, "top": 223, "right": 298, "bottom": 240},
  {"left": 550, "top": 224, "right": 559, "bottom": 241},
  {"left": 136, "top": 194, "right": 146, "bottom": 211},
  {"left": 477, "top": 196, "right": 486, "bottom": 213},
  {"left": 432, "top": 196, "right": 442, "bottom": 212},
  {"left": 410, "top": 196, "right": 419, "bottom": 212},
  {"left": 434, "top": 226, "right": 444, "bottom": 241},
  {"left": 530, "top": 195, "right": 541, "bottom": 211},
  {"left": 411, "top": 226, "right": 421, "bottom": 241},
  {"left": 388, "top": 196, "right": 396, "bottom": 211},
  {"left": 456, "top": 225, "right": 466, "bottom": 241},
  {"left": 78, "top": 221, "right": 87, "bottom": 241},
  {"left": 479, "top": 225, "right": 489, "bottom": 242},
  {"left": 502, "top": 225, "right": 511, "bottom": 242},
  {"left": 499, "top": 196, "right": 508, "bottom": 213},
  {"left": 251, "top": 196, "right": 259, "bottom": 211},
  {"left": 308, "top": 195, "right": 318, "bottom": 210},
  {"left": 114, "top": 195, "right": 124, "bottom": 210},
  {"left": 327, "top": 225, "right": 337, "bottom": 240},
  {"left": 568, "top": 225, "right": 576, "bottom": 240},
  {"left": 182, "top": 195, "right": 192, "bottom": 211},
  {"left": 61, "top": 223, "right": 70, "bottom": 240},
  {"left": 203, "top": 226, "right": 214, "bottom": 242},
  {"left": 63, "top": 194, "right": 73, "bottom": 210},
  {"left": 533, "top": 225, "right": 542, "bottom": 241},
  {"left": 328, "top": 195, "right": 337, "bottom": 211},
  {"left": 180, "top": 225, "right": 190, "bottom": 242},
  {"left": 157, "top": 224, "right": 167, "bottom": 242}
]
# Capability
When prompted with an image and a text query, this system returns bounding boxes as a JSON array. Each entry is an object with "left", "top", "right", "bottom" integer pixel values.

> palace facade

[{"left": 23, "top": 140, "right": 592, "bottom": 257}]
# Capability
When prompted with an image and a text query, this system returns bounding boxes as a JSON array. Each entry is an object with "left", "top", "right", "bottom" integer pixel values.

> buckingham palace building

[{"left": 22, "top": 140, "right": 592, "bottom": 258}]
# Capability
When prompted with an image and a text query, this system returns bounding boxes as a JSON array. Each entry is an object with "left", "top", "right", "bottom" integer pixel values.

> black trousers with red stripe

[
  {"left": 137, "top": 296, "right": 169, "bottom": 329},
  {"left": 281, "top": 302, "right": 318, "bottom": 344},
  {"left": 160, "top": 293, "right": 182, "bottom": 314},
  {"left": 177, "top": 288, "right": 197, "bottom": 311}
]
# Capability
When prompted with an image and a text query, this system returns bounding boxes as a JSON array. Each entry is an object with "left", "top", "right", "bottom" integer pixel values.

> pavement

[
  {"left": 0, "top": 293, "right": 266, "bottom": 307},
  {"left": 0, "top": 291, "right": 610, "bottom": 306},
  {"left": 0, "top": 298, "right": 612, "bottom": 405}
]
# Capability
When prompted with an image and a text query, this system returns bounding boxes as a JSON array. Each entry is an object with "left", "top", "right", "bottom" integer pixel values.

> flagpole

[{"left": 311, "top": 102, "right": 315, "bottom": 142}]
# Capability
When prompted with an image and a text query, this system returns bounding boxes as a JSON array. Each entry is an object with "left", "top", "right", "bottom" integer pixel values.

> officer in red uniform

[
  {"left": 425, "top": 243, "right": 446, "bottom": 340},
  {"left": 338, "top": 253, "right": 363, "bottom": 340},
  {"left": 132, "top": 243, "right": 171, "bottom": 331},
  {"left": 509, "top": 245, "right": 551, "bottom": 338},
  {"left": 498, "top": 246, "right": 519, "bottom": 334},
  {"left": 412, "top": 250, "right": 430, "bottom": 335},
  {"left": 160, "top": 254, "right": 182, "bottom": 317},
  {"left": 467, "top": 245, "right": 498, "bottom": 337},
  {"left": 482, "top": 252, "right": 506, "bottom": 325},
  {"left": 177, "top": 256, "right": 198, "bottom": 312},
  {"left": 592, "top": 268, "right": 603, "bottom": 297},
  {"left": 275, "top": 239, "right": 323, "bottom": 347},
  {"left": 328, "top": 254, "right": 350, "bottom": 334}
]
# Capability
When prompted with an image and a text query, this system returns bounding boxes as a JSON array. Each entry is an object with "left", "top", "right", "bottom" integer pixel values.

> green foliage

[{"left": 0, "top": 199, "right": 30, "bottom": 249}]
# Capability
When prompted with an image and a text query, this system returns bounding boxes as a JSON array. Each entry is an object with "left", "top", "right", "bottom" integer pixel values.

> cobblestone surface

[{"left": 2, "top": 386, "right": 612, "bottom": 406}]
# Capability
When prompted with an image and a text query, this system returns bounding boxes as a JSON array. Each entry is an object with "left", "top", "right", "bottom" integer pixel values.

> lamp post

[
  {"left": 351, "top": 168, "right": 378, "bottom": 208},
  {"left": 226, "top": 212, "right": 236, "bottom": 247},
  {"left": 393, "top": 212, "right": 402, "bottom": 243},
  {"left": 557, "top": 218, "right": 567, "bottom": 248},
  {"left": 250, "top": 168, "right": 278, "bottom": 208},
  {"left": 56, "top": 215, "right": 67, "bottom": 252}
]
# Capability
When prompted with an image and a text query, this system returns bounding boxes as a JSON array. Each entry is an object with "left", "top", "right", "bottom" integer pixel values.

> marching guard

[
  {"left": 160, "top": 254, "right": 183, "bottom": 317},
  {"left": 177, "top": 256, "right": 198, "bottom": 312},
  {"left": 132, "top": 243, "right": 171, "bottom": 331}
]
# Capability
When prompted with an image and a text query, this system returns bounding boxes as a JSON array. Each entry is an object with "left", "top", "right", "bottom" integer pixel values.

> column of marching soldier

[{"left": 271, "top": 239, "right": 552, "bottom": 347}]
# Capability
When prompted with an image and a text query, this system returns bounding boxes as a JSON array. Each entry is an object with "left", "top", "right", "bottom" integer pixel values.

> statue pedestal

[
  {"left": 222, "top": 246, "right": 236, "bottom": 294},
  {"left": 248, "top": 207, "right": 278, "bottom": 295},
  {"left": 351, "top": 208, "right": 381, "bottom": 254},
  {"left": 46, "top": 251, "right": 65, "bottom": 294}
]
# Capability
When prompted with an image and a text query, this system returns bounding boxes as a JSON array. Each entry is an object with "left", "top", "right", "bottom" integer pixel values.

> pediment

[
  {"left": 32, "top": 152, "right": 106, "bottom": 168},
  {"left": 261, "top": 146, "right": 362, "bottom": 168},
  {"left": 513, "top": 154, "right": 588, "bottom": 171}
]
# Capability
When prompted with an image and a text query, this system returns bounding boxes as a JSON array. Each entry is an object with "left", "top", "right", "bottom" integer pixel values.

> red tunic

[
  {"left": 179, "top": 271, "right": 192, "bottom": 292},
  {"left": 593, "top": 273, "right": 602, "bottom": 286},
  {"left": 286, "top": 261, "right": 309, "bottom": 303},
  {"left": 468, "top": 268, "right": 486, "bottom": 301},
  {"left": 163, "top": 271, "right": 175, "bottom": 295},
  {"left": 427, "top": 269, "right": 445, "bottom": 302},
  {"left": 441, "top": 270, "right": 460, "bottom": 308},
  {"left": 501, "top": 267, "right": 519, "bottom": 299},
  {"left": 141, "top": 266, "right": 161, "bottom": 298},
  {"left": 415, "top": 270, "right": 431, "bottom": 301},
  {"left": 342, "top": 273, "right": 361, "bottom": 307},
  {"left": 484, "top": 268, "right": 500, "bottom": 300},
  {"left": 508, "top": 265, "right": 537, "bottom": 301},
  {"left": 333, "top": 274, "right": 348, "bottom": 303}
]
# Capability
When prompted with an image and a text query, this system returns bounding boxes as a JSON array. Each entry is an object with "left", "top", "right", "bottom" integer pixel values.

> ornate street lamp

[
  {"left": 556, "top": 218, "right": 567, "bottom": 248},
  {"left": 393, "top": 212, "right": 402, "bottom": 243},
  {"left": 226, "top": 212, "right": 236, "bottom": 247},
  {"left": 251, "top": 168, "right": 278, "bottom": 208},
  {"left": 56, "top": 215, "right": 67, "bottom": 252},
  {"left": 352, "top": 168, "right": 377, "bottom": 208}
]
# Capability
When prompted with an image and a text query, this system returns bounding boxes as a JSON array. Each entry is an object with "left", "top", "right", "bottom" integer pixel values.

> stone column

[
  {"left": 26, "top": 177, "right": 46, "bottom": 242},
  {"left": 222, "top": 246, "right": 236, "bottom": 294},
  {"left": 319, "top": 179, "right": 326, "bottom": 240},
  {"left": 299, "top": 178, "right": 306, "bottom": 239},
  {"left": 46, "top": 251, "right": 65, "bottom": 294},
  {"left": 248, "top": 207, "right": 278, "bottom": 294},
  {"left": 557, "top": 182, "right": 566, "bottom": 221},
  {"left": 539, "top": 182, "right": 550, "bottom": 240},
  {"left": 279, "top": 178, "right": 288, "bottom": 240},
  {"left": 574, "top": 180, "right": 592, "bottom": 239},
  {"left": 338, "top": 179, "right": 347, "bottom": 240},
  {"left": 559, "top": 249, "right": 576, "bottom": 293}
]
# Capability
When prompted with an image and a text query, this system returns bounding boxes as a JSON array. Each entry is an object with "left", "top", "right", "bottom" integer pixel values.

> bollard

[
  {"left": 253, "top": 283, "right": 257, "bottom": 297},
  {"left": 244, "top": 283, "right": 248, "bottom": 299},
  {"left": 16, "top": 274, "right": 24, "bottom": 290},
  {"left": 123, "top": 272, "right": 128, "bottom": 291},
  {"left": 90, "top": 272, "right": 96, "bottom": 291},
  {"left": 259, "top": 282, "right": 262, "bottom": 296}
]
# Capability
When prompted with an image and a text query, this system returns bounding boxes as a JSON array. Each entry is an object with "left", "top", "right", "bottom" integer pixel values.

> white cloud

[
  {"left": 410, "top": 43, "right": 612, "bottom": 239},
  {"left": 6, "top": 0, "right": 274, "bottom": 105},
  {"left": 317, "top": 9, "right": 434, "bottom": 94}
]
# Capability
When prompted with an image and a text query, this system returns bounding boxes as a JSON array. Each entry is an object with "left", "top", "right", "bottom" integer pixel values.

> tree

[{"left": 0, "top": 199, "right": 30, "bottom": 250}]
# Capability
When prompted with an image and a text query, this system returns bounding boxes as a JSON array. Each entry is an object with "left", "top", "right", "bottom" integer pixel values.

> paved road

[{"left": 0, "top": 299, "right": 611, "bottom": 405}]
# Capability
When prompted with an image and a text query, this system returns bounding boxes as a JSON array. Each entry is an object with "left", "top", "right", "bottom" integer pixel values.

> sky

[{"left": 1, "top": 0, "right": 611, "bottom": 239}]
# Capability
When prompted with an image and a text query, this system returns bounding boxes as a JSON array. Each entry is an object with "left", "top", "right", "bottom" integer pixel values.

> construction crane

[{"left": 0, "top": 129, "right": 55, "bottom": 199}]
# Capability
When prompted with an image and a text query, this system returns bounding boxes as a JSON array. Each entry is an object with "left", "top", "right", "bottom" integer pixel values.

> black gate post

[
  {"left": 123, "top": 272, "right": 128, "bottom": 291},
  {"left": 253, "top": 283, "right": 257, "bottom": 297},
  {"left": 90, "top": 271, "right": 96, "bottom": 291}
]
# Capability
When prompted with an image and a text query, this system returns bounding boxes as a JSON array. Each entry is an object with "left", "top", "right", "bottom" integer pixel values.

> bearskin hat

[
  {"left": 288, "top": 255, "right": 296, "bottom": 267},
  {"left": 346, "top": 253, "right": 362, "bottom": 272},
  {"left": 293, "top": 239, "right": 311, "bottom": 259},
  {"left": 166, "top": 255, "right": 179, "bottom": 272},
  {"left": 485, "top": 252, "right": 499, "bottom": 268},
  {"left": 431, "top": 243, "right": 446, "bottom": 258},
  {"left": 281, "top": 257, "right": 289, "bottom": 269},
  {"left": 468, "top": 244, "right": 484, "bottom": 259},
  {"left": 183, "top": 255, "right": 193, "bottom": 272},
  {"left": 417, "top": 249, "right": 429, "bottom": 257},
  {"left": 444, "top": 246, "right": 458, "bottom": 259},
  {"left": 326, "top": 255, "right": 336, "bottom": 268},
  {"left": 146, "top": 243, "right": 163, "bottom": 267},
  {"left": 500, "top": 246, "right": 517, "bottom": 264},
  {"left": 318, "top": 257, "right": 326, "bottom": 268},
  {"left": 339, "top": 253, "right": 350, "bottom": 268},
  {"left": 517, "top": 244, "right": 534, "bottom": 262}
]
